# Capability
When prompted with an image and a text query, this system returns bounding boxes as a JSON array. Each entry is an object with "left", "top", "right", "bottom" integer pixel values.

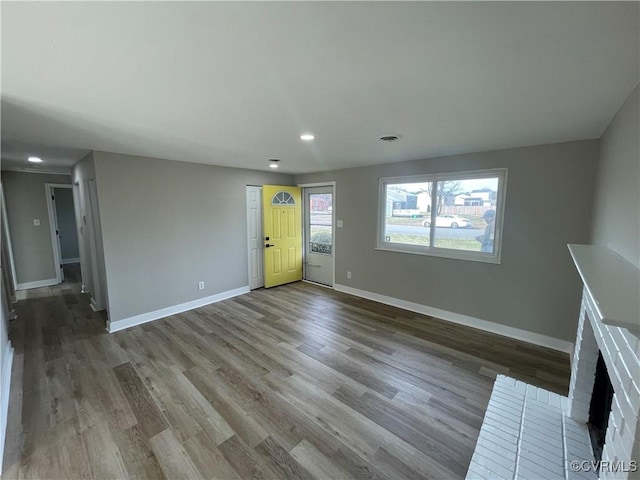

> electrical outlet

[
  {"left": 347, "top": 271, "right": 352, "bottom": 279},
  {"left": 198, "top": 281, "right": 205, "bottom": 290}
]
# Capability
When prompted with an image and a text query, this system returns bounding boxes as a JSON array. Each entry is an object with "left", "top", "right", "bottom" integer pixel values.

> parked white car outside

[{"left": 422, "top": 214, "right": 472, "bottom": 229}]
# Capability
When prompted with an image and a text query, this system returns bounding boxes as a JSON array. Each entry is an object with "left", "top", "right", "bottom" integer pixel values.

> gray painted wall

[
  {"left": 590, "top": 85, "right": 639, "bottom": 268},
  {"left": 53, "top": 187, "right": 79, "bottom": 261},
  {"left": 92, "top": 152, "right": 293, "bottom": 322},
  {"left": 295, "top": 140, "right": 599, "bottom": 342},
  {"left": 1, "top": 172, "right": 72, "bottom": 285}
]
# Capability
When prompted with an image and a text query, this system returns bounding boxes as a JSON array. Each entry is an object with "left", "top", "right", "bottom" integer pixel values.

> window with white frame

[{"left": 377, "top": 169, "right": 507, "bottom": 263}]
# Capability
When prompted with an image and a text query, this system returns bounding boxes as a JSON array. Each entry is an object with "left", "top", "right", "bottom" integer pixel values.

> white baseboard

[
  {"left": 16, "top": 278, "right": 58, "bottom": 290},
  {"left": 61, "top": 258, "right": 80, "bottom": 265},
  {"left": 90, "top": 298, "right": 105, "bottom": 313},
  {"left": 334, "top": 284, "right": 574, "bottom": 355},
  {"left": 0, "top": 343, "right": 14, "bottom": 472},
  {"left": 108, "top": 286, "right": 250, "bottom": 333}
]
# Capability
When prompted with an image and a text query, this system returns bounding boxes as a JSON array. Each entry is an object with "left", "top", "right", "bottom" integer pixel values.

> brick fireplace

[
  {"left": 568, "top": 289, "right": 639, "bottom": 478},
  {"left": 467, "top": 245, "right": 639, "bottom": 480}
]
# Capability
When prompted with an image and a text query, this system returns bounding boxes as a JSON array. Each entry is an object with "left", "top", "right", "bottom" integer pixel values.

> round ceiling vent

[{"left": 379, "top": 134, "right": 400, "bottom": 142}]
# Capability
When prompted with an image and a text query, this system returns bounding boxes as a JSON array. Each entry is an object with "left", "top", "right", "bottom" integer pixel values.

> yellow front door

[{"left": 262, "top": 185, "right": 303, "bottom": 288}]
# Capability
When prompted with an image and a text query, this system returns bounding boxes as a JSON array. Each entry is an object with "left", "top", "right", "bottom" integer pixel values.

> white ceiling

[
  {"left": 1, "top": 140, "right": 89, "bottom": 173},
  {"left": 1, "top": 2, "right": 638, "bottom": 174}
]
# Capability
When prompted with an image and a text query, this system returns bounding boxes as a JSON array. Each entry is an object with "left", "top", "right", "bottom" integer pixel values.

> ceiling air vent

[{"left": 379, "top": 135, "right": 400, "bottom": 142}]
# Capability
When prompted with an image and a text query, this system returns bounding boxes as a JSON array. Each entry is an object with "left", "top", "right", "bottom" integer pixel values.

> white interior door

[
  {"left": 45, "top": 183, "right": 68, "bottom": 283},
  {"left": 304, "top": 186, "right": 334, "bottom": 286},
  {"left": 51, "top": 195, "right": 64, "bottom": 282},
  {"left": 246, "top": 186, "right": 264, "bottom": 289}
]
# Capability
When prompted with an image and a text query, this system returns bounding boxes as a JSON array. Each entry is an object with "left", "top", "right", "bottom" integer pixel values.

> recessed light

[
  {"left": 28, "top": 156, "right": 43, "bottom": 163},
  {"left": 300, "top": 134, "right": 315, "bottom": 141},
  {"left": 269, "top": 164, "right": 279, "bottom": 169},
  {"left": 268, "top": 158, "right": 280, "bottom": 169}
]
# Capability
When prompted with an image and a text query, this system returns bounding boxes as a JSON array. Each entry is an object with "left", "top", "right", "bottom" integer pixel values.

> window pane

[
  {"left": 310, "top": 225, "right": 332, "bottom": 254},
  {"left": 309, "top": 193, "right": 332, "bottom": 226},
  {"left": 383, "top": 182, "right": 432, "bottom": 247},
  {"left": 309, "top": 193, "right": 332, "bottom": 254},
  {"left": 272, "top": 191, "right": 295, "bottom": 205},
  {"left": 433, "top": 177, "right": 499, "bottom": 252}
]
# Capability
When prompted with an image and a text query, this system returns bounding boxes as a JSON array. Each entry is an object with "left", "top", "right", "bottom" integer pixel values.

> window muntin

[
  {"left": 272, "top": 191, "right": 295, "bottom": 205},
  {"left": 378, "top": 169, "right": 507, "bottom": 263}
]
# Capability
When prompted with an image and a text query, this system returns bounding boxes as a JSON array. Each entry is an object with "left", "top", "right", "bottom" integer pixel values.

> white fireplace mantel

[{"left": 568, "top": 244, "right": 640, "bottom": 337}]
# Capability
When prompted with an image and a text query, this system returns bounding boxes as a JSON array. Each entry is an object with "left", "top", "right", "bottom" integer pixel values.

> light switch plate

[
  {"left": 33, "top": 219, "right": 41, "bottom": 226},
  {"left": 337, "top": 220, "right": 343, "bottom": 228}
]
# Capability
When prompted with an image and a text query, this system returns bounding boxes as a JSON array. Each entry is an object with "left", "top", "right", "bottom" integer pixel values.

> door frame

[
  {"left": 72, "top": 181, "right": 88, "bottom": 293},
  {"left": 1, "top": 184, "right": 17, "bottom": 292},
  {"left": 45, "top": 183, "right": 73, "bottom": 284},
  {"left": 298, "top": 182, "right": 336, "bottom": 288},
  {"left": 86, "top": 179, "right": 107, "bottom": 312}
]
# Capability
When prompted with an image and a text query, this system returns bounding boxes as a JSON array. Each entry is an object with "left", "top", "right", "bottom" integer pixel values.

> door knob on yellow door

[{"left": 265, "top": 244, "right": 275, "bottom": 248}]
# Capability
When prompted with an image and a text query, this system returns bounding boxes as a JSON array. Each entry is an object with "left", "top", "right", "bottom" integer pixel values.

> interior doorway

[
  {"left": 302, "top": 184, "right": 335, "bottom": 287},
  {"left": 45, "top": 183, "right": 79, "bottom": 284}
]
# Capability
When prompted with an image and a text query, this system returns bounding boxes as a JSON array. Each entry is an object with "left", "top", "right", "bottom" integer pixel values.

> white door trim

[
  {"left": 86, "top": 179, "right": 107, "bottom": 311},
  {"left": 299, "top": 182, "right": 336, "bottom": 289},
  {"left": 45, "top": 183, "right": 72, "bottom": 284},
  {"left": 297, "top": 182, "right": 337, "bottom": 188}
]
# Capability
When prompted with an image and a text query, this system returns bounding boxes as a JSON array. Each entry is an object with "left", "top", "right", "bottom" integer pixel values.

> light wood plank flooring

[{"left": 2, "top": 266, "right": 570, "bottom": 479}]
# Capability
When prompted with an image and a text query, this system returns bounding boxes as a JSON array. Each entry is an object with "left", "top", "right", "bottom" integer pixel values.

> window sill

[{"left": 375, "top": 245, "right": 502, "bottom": 264}]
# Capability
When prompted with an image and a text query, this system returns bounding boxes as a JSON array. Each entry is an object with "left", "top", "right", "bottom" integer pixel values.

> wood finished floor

[{"left": 3, "top": 266, "right": 570, "bottom": 479}]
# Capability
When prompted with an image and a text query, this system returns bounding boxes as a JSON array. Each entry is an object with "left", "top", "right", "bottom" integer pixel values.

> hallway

[{"left": 3, "top": 264, "right": 106, "bottom": 477}]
